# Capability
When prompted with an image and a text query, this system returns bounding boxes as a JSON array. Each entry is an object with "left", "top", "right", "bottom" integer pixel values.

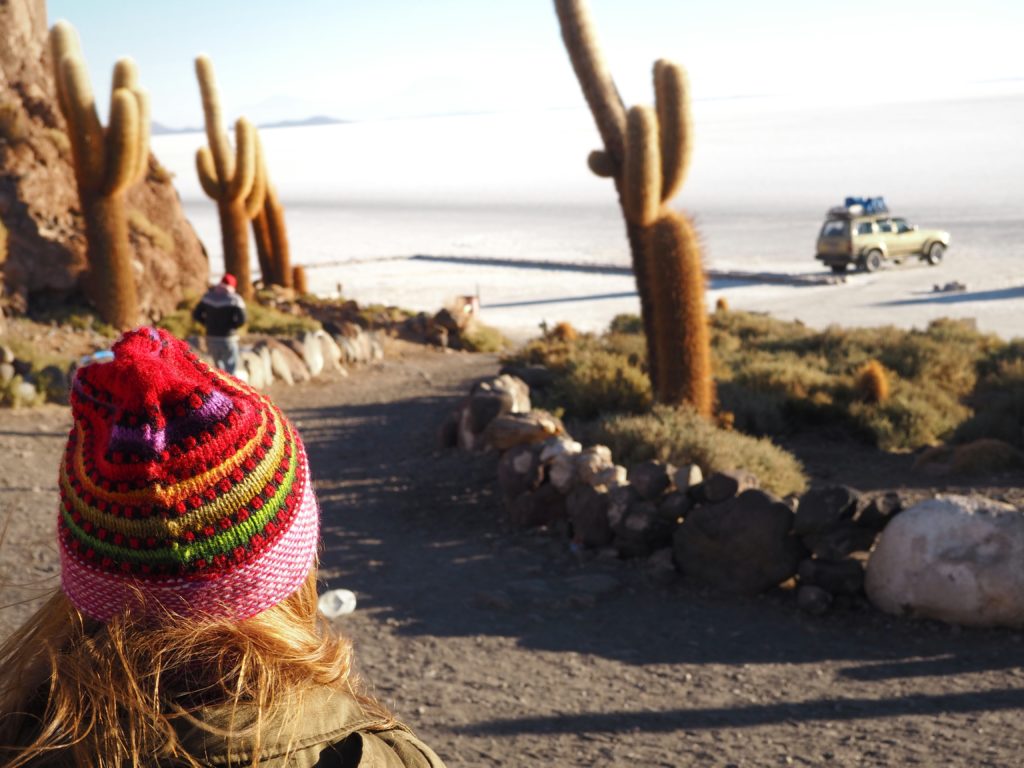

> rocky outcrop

[{"left": 0, "top": 0, "right": 207, "bottom": 315}]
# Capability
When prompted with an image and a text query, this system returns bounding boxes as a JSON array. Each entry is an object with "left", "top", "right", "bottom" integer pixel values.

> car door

[{"left": 891, "top": 218, "right": 924, "bottom": 256}]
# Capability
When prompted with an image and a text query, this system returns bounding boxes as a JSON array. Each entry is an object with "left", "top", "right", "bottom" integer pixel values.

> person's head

[
  {"left": 0, "top": 328, "right": 385, "bottom": 767},
  {"left": 220, "top": 273, "right": 238, "bottom": 291}
]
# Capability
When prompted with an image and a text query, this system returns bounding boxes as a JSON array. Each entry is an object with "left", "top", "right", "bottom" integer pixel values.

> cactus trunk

[
  {"left": 251, "top": 208, "right": 274, "bottom": 286},
  {"left": 292, "top": 265, "right": 308, "bottom": 295},
  {"left": 646, "top": 213, "right": 713, "bottom": 414},
  {"left": 219, "top": 197, "right": 251, "bottom": 297},
  {"left": 265, "top": 187, "right": 292, "bottom": 288},
  {"left": 83, "top": 195, "right": 138, "bottom": 329}
]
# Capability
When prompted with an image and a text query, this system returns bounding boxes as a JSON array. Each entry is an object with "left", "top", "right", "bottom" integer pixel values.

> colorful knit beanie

[{"left": 59, "top": 327, "right": 319, "bottom": 622}]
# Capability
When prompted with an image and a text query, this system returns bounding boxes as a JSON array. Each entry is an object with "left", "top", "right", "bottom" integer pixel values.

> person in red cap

[{"left": 192, "top": 274, "right": 246, "bottom": 375}]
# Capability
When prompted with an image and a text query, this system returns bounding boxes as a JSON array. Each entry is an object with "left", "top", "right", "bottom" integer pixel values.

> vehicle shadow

[{"left": 876, "top": 285, "right": 1024, "bottom": 306}]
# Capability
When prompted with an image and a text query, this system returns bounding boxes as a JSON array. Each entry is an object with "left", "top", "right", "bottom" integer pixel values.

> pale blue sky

[{"left": 48, "top": 0, "right": 1024, "bottom": 127}]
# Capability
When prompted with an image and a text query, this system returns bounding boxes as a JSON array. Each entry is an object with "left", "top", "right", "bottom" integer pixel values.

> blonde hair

[{"left": 0, "top": 569, "right": 391, "bottom": 767}]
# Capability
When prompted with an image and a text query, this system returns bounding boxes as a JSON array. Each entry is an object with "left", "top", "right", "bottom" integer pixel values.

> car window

[
  {"left": 821, "top": 220, "right": 848, "bottom": 238},
  {"left": 877, "top": 220, "right": 893, "bottom": 233},
  {"left": 893, "top": 219, "right": 912, "bottom": 233},
  {"left": 856, "top": 222, "right": 874, "bottom": 235}
]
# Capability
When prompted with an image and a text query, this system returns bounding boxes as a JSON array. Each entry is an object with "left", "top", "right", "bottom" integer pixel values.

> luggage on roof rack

[{"left": 844, "top": 196, "right": 889, "bottom": 214}]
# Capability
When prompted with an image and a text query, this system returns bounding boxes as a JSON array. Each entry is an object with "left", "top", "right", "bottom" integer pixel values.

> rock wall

[{"left": 0, "top": 0, "right": 208, "bottom": 316}]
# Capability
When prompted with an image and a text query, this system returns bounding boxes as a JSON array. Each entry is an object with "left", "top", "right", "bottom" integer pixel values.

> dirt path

[{"left": 2, "top": 343, "right": 1024, "bottom": 766}]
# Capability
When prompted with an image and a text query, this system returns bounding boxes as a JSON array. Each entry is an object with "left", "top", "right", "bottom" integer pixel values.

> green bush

[{"left": 597, "top": 405, "right": 807, "bottom": 497}]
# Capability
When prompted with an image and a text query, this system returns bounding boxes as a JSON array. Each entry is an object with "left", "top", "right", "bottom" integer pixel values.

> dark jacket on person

[
  {"left": 192, "top": 286, "right": 246, "bottom": 337},
  {"left": 165, "top": 687, "right": 445, "bottom": 767}
]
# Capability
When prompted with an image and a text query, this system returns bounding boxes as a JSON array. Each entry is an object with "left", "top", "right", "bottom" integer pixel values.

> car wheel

[
  {"left": 861, "top": 250, "right": 883, "bottom": 272},
  {"left": 926, "top": 243, "right": 945, "bottom": 266},
  {"left": 830, "top": 264, "right": 848, "bottom": 274}
]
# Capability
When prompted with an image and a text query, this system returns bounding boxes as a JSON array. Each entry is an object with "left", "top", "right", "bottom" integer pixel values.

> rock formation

[{"left": 0, "top": 0, "right": 207, "bottom": 317}]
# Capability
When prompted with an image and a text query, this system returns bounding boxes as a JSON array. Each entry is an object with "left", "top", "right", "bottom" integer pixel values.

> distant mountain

[{"left": 150, "top": 115, "right": 346, "bottom": 135}]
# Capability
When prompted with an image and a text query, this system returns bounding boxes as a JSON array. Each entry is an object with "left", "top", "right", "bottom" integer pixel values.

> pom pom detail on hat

[{"left": 58, "top": 328, "right": 319, "bottom": 622}]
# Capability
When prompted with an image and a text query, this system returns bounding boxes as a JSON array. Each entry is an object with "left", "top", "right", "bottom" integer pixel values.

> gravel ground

[{"left": 2, "top": 341, "right": 1023, "bottom": 766}]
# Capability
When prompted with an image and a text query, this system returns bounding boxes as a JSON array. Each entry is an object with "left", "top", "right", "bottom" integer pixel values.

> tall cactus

[
  {"left": 554, "top": 0, "right": 712, "bottom": 414},
  {"left": 194, "top": 55, "right": 261, "bottom": 300},
  {"left": 49, "top": 21, "right": 148, "bottom": 330},
  {"left": 248, "top": 130, "right": 293, "bottom": 289}
]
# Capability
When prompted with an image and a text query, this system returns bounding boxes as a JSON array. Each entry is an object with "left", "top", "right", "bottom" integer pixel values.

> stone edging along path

[{"left": 440, "top": 372, "right": 1024, "bottom": 630}]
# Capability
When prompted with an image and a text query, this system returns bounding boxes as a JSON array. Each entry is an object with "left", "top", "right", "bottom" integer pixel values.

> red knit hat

[
  {"left": 59, "top": 328, "right": 319, "bottom": 622},
  {"left": 221, "top": 274, "right": 237, "bottom": 288}
]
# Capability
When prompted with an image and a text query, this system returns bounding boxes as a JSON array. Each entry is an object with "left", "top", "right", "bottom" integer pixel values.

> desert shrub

[
  {"left": 547, "top": 321, "right": 578, "bottom": 342},
  {"left": 914, "top": 438, "right": 1024, "bottom": 475},
  {"left": 608, "top": 313, "right": 643, "bottom": 335},
  {"left": 547, "top": 348, "right": 652, "bottom": 420},
  {"left": 597, "top": 405, "right": 807, "bottom": 497},
  {"left": 955, "top": 357, "right": 1024, "bottom": 448},
  {"left": 461, "top": 321, "right": 510, "bottom": 353},
  {"left": 715, "top": 296, "right": 729, "bottom": 312}
]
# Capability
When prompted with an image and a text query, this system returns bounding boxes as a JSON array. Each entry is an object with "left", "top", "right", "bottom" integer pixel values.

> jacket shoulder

[{"left": 315, "top": 728, "right": 446, "bottom": 768}]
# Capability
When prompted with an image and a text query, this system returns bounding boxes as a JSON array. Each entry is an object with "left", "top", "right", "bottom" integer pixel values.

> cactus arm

[
  {"left": 195, "top": 55, "right": 233, "bottom": 186},
  {"left": 654, "top": 59, "right": 692, "bottom": 202},
  {"left": 227, "top": 118, "right": 256, "bottom": 202},
  {"left": 111, "top": 57, "right": 138, "bottom": 91},
  {"left": 49, "top": 21, "right": 80, "bottom": 119},
  {"left": 553, "top": 0, "right": 627, "bottom": 165},
  {"left": 622, "top": 105, "right": 662, "bottom": 227},
  {"left": 59, "top": 55, "right": 105, "bottom": 190},
  {"left": 587, "top": 149, "right": 615, "bottom": 178},
  {"left": 195, "top": 147, "right": 220, "bottom": 199},
  {"left": 131, "top": 87, "right": 151, "bottom": 183},
  {"left": 102, "top": 89, "right": 140, "bottom": 196},
  {"left": 244, "top": 131, "right": 267, "bottom": 218}
]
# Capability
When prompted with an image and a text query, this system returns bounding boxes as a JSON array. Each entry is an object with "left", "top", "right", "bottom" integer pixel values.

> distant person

[
  {"left": 0, "top": 328, "right": 446, "bottom": 767},
  {"left": 192, "top": 273, "right": 246, "bottom": 375}
]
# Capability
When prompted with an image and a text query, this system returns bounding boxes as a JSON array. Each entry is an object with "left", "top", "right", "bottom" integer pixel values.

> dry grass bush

[
  {"left": 914, "top": 438, "right": 1024, "bottom": 475},
  {"left": 461, "top": 321, "right": 511, "bottom": 353},
  {"left": 597, "top": 405, "right": 807, "bottom": 497},
  {"left": 511, "top": 311, "right": 1013, "bottom": 451}
]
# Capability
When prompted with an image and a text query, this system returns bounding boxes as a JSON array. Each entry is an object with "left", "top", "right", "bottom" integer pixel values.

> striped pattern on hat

[{"left": 58, "top": 328, "right": 319, "bottom": 622}]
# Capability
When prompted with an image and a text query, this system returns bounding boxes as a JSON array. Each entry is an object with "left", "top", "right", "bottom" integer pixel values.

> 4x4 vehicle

[{"left": 815, "top": 199, "right": 950, "bottom": 273}]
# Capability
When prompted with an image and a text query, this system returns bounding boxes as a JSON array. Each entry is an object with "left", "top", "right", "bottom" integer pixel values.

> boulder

[
  {"left": 659, "top": 491, "right": 691, "bottom": 523},
  {"left": 865, "top": 495, "right": 1024, "bottom": 627},
  {"left": 566, "top": 484, "right": 612, "bottom": 548},
  {"left": 508, "top": 484, "right": 567, "bottom": 529},
  {"left": 854, "top": 492, "right": 906, "bottom": 531},
  {"left": 467, "top": 374, "right": 530, "bottom": 434},
  {"left": 240, "top": 351, "right": 266, "bottom": 389},
  {"left": 794, "top": 485, "right": 862, "bottom": 536},
  {"left": 797, "top": 585, "right": 833, "bottom": 616},
  {"left": 262, "top": 338, "right": 310, "bottom": 384},
  {"left": 318, "top": 331, "right": 345, "bottom": 372},
  {"left": 539, "top": 436, "right": 582, "bottom": 463},
  {"left": 576, "top": 445, "right": 614, "bottom": 485},
  {"left": 673, "top": 463, "right": 703, "bottom": 494},
  {"left": 698, "top": 469, "right": 759, "bottom": 504},
  {"left": 484, "top": 411, "right": 563, "bottom": 452},
  {"left": 301, "top": 331, "right": 325, "bottom": 378},
  {"left": 548, "top": 453, "right": 578, "bottom": 494},
  {"left": 0, "top": 0, "right": 207, "bottom": 316},
  {"left": 590, "top": 464, "right": 627, "bottom": 489},
  {"left": 802, "top": 524, "right": 877, "bottom": 560},
  {"left": 628, "top": 460, "right": 674, "bottom": 501},
  {"left": 497, "top": 444, "right": 544, "bottom": 499},
  {"left": 614, "top": 500, "right": 675, "bottom": 559},
  {"left": 606, "top": 484, "right": 637, "bottom": 529},
  {"left": 798, "top": 558, "right": 865, "bottom": 595},
  {"left": 673, "top": 489, "right": 804, "bottom": 595}
]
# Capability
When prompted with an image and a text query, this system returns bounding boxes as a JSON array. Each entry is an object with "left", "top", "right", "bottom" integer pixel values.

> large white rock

[
  {"left": 865, "top": 494, "right": 1024, "bottom": 627},
  {"left": 301, "top": 331, "right": 325, "bottom": 378}
]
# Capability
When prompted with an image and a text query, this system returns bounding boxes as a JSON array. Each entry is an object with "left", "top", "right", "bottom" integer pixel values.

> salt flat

[{"left": 154, "top": 87, "right": 1024, "bottom": 340}]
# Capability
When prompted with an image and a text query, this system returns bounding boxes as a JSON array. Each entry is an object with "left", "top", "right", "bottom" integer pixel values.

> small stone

[
  {"left": 673, "top": 463, "right": 703, "bottom": 493},
  {"left": 794, "top": 485, "right": 862, "bottom": 536},
  {"left": 301, "top": 331, "right": 325, "bottom": 377},
  {"left": 549, "top": 453, "right": 578, "bottom": 494},
  {"left": 539, "top": 437, "right": 582, "bottom": 463},
  {"left": 615, "top": 500, "right": 674, "bottom": 558},
  {"left": 497, "top": 444, "right": 543, "bottom": 499},
  {"left": 797, "top": 585, "right": 833, "bottom": 615},
  {"left": 700, "top": 469, "right": 759, "bottom": 504},
  {"left": 659, "top": 491, "right": 691, "bottom": 522},
  {"left": 854, "top": 491, "right": 905, "bottom": 530},
  {"left": 567, "top": 484, "right": 612, "bottom": 548},
  {"left": 629, "top": 460, "right": 674, "bottom": 501},
  {"left": 606, "top": 484, "right": 637, "bottom": 529},
  {"left": 591, "top": 464, "right": 627, "bottom": 489},
  {"left": 0, "top": 362, "right": 14, "bottom": 384},
  {"left": 798, "top": 558, "right": 865, "bottom": 595},
  {"left": 484, "top": 410, "right": 563, "bottom": 451},
  {"left": 576, "top": 445, "right": 614, "bottom": 485}
]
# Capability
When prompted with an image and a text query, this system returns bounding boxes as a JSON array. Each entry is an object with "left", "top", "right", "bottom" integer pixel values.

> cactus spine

[
  {"left": 554, "top": 0, "right": 712, "bottom": 414},
  {"left": 194, "top": 55, "right": 260, "bottom": 299},
  {"left": 49, "top": 21, "right": 147, "bottom": 330}
]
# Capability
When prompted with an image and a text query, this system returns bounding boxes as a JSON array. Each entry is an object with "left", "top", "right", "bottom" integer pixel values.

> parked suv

[{"left": 815, "top": 202, "right": 950, "bottom": 273}]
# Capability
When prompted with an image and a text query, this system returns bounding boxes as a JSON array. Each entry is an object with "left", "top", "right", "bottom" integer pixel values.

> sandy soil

[{"left": 2, "top": 343, "right": 1024, "bottom": 766}]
